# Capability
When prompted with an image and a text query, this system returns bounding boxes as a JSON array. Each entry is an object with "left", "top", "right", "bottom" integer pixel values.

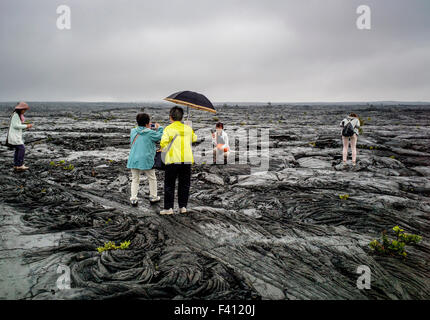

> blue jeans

[{"left": 13, "top": 145, "right": 25, "bottom": 166}]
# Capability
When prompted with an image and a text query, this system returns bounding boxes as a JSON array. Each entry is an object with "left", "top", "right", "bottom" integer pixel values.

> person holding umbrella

[
  {"left": 159, "top": 106, "right": 197, "bottom": 215},
  {"left": 6, "top": 102, "right": 33, "bottom": 171},
  {"left": 161, "top": 90, "right": 215, "bottom": 214}
]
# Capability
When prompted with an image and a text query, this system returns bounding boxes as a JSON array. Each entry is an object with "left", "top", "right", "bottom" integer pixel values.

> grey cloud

[{"left": 0, "top": 0, "right": 429, "bottom": 102}]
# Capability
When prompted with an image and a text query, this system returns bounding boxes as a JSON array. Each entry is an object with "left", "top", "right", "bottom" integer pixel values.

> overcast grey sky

[{"left": 0, "top": 0, "right": 429, "bottom": 102}]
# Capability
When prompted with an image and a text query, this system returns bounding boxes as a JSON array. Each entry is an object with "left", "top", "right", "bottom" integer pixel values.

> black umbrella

[{"left": 164, "top": 90, "right": 216, "bottom": 120}]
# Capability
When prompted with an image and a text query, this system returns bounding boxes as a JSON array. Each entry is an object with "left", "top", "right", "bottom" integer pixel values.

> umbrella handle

[
  {"left": 187, "top": 106, "right": 190, "bottom": 121},
  {"left": 185, "top": 106, "right": 192, "bottom": 128}
]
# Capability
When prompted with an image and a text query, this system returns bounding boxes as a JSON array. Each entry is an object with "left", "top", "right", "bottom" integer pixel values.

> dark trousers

[
  {"left": 13, "top": 145, "right": 25, "bottom": 166},
  {"left": 164, "top": 164, "right": 191, "bottom": 209}
]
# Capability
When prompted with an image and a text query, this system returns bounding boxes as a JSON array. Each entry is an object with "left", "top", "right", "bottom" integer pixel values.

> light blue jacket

[{"left": 126, "top": 126, "right": 164, "bottom": 170}]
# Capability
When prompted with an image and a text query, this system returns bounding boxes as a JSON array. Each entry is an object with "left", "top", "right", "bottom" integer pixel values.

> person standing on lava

[
  {"left": 212, "top": 122, "right": 230, "bottom": 164},
  {"left": 6, "top": 102, "right": 33, "bottom": 171}
]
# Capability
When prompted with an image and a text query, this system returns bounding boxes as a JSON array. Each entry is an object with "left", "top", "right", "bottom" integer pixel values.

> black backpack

[
  {"left": 5, "top": 114, "right": 14, "bottom": 149},
  {"left": 342, "top": 119, "right": 355, "bottom": 137}
]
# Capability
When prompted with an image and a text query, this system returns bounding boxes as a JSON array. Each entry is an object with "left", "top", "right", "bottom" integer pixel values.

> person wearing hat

[{"left": 6, "top": 102, "right": 33, "bottom": 171}]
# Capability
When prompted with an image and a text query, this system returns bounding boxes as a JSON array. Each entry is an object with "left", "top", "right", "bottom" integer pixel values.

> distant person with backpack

[
  {"left": 127, "top": 113, "right": 163, "bottom": 207},
  {"left": 340, "top": 113, "right": 360, "bottom": 166},
  {"left": 6, "top": 102, "right": 33, "bottom": 171}
]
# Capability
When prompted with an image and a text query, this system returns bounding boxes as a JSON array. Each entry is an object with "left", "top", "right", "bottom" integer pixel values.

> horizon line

[{"left": 1, "top": 100, "right": 430, "bottom": 104}]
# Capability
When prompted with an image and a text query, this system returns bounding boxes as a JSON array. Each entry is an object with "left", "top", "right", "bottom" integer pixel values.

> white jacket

[
  {"left": 7, "top": 113, "right": 28, "bottom": 145},
  {"left": 212, "top": 130, "right": 229, "bottom": 150},
  {"left": 340, "top": 116, "right": 360, "bottom": 136}
]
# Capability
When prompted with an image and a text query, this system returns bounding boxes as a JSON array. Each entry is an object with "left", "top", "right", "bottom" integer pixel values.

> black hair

[
  {"left": 169, "top": 106, "right": 184, "bottom": 121},
  {"left": 136, "top": 113, "right": 150, "bottom": 126},
  {"left": 14, "top": 102, "right": 21, "bottom": 115},
  {"left": 216, "top": 122, "right": 224, "bottom": 129}
]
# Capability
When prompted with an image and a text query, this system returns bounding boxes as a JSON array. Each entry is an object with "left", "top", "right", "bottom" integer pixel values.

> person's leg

[
  {"left": 350, "top": 134, "right": 358, "bottom": 164},
  {"left": 15, "top": 145, "right": 25, "bottom": 167},
  {"left": 164, "top": 165, "right": 177, "bottom": 209},
  {"left": 130, "top": 169, "right": 141, "bottom": 201},
  {"left": 177, "top": 164, "right": 192, "bottom": 209},
  {"left": 216, "top": 149, "right": 225, "bottom": 164},
  {"left": 342, "top": 137, "right": 349, "bottom": 163},
  {"left": 13, "top": 145, "right": 19, "bottom": 167},
  {"left": 144, "top": 169, "right": 157, "bottom": 198}
]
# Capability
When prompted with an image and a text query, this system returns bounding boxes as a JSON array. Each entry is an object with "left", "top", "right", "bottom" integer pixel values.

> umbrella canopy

[{"left": 164, "top": 91, "right": 216, "bottom": 114}]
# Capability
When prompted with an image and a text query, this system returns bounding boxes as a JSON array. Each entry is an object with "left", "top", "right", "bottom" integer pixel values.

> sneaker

[
  {"left": 15, "top": 165, "right": 29, "bottom": 171},
  {"left": 130, "top": 199, "right": 138, "bottom": 207},
  {"left": 160, "top": 208, "right": 174, "bottom": 215},
  {"left": 149, "top": 196, "right": 161, "bottom": 203},
  {"left": 352, "top": 161, "right": 356, "bottom": 166},
  {"left": 179, "top": 207, "right": 187, "bottom": 214}
]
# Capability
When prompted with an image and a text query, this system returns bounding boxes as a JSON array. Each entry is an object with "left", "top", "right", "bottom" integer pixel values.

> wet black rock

[{"left": 0, "top": 102, "right": 429, "bottom": 300}]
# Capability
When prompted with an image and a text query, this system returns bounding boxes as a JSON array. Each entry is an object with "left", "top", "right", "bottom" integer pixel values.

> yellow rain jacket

[{"left": 160, "top": 121, "right": 197, "bottom": 164}]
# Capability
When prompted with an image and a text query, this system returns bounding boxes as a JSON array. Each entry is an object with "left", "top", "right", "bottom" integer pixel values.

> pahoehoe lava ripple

[{"left": 0, "top": 102, "right": 429, "bottom": 299}]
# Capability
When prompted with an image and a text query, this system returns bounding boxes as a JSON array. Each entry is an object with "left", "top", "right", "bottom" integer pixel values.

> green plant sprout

[
  {"left": 369, "top": 226, "right": 422, "bottom": 258},
  {"left": 339, "top": 194, "right": 350, "bottom": 200},
  {"left": 97, "top": 240, "right": 131, "bottom": 253},
  {"left": 63, "top": 164, "right": 75, "bottom": 170},
  {"left": 49, "top": 160, "right": 75, "bottom": 171}
]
